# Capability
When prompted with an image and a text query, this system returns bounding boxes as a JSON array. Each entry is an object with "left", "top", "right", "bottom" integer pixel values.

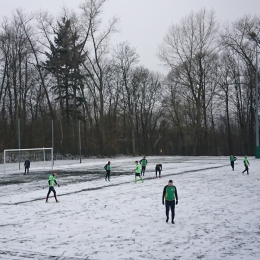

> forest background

[{"left": 0, "top": 0, "right": 260, "bottom": 157}]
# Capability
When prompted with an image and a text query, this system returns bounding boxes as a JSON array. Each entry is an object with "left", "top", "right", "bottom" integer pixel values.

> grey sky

[{"left": 1, "top": 0, "right": 260, "bottom": 73}]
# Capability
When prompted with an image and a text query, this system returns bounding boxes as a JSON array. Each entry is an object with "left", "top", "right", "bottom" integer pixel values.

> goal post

[{"left": 4, "top": 147, "right": 53, "bottom": 174}]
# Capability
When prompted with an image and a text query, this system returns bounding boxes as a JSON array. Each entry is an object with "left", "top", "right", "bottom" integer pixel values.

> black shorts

[
  {"left": 135, "top": 173, "right": 141, "bottom": 177},
  {"left": 48, "top": 186, "right": 56, "bottom": 193}
]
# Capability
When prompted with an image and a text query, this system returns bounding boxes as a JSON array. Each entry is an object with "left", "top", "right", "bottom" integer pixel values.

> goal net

[{"left": 3, "top": 148, "right": 53, "bottom": 174}]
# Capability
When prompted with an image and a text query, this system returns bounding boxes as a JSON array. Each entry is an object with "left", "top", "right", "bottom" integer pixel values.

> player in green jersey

[
  {"left": 134, "top": 161, "right": 144, "bottom": 183},
  {"left": 104, "top": 161, "right": 111, "bottom": 181},
  {"left": 45, "top": 171, "right": 60, "bottom": 203},
  {"left": 139, "top": 156, "right": 148, "bottom": 176},
  {"left": 162, "top": 180, "right": 178, "bottom": 224},
  {"left": 242, "top": 155, "right": 249, "bottom": 174}
]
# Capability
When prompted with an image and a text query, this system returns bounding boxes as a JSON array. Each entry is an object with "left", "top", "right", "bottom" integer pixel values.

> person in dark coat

[
  {"left": 24, "top": 159, "right": 30, "bottom": 175},
  {"left": 230, "top": 155, "right": 237, "bottom": 171},
  {"left": 155, "top": 164, "right": 162, "bottom": 178}
]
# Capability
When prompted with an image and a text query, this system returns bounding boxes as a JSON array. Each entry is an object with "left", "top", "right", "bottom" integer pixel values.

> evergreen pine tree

[{"left": 43, "top": 17, "right": 85, "bottom": 122}]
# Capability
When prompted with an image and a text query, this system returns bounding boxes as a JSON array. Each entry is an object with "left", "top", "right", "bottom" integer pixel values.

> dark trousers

[
  {"left": 230, "top": 161, "right": 234, "bottom": 170},
  {"left": 165, "top": 200, "right": 175, "bottom": 221},
  {"left": 242, "top": 165, "right": 249, "bottom": 174},
  {"left": 156, "top": 169, "right": 161, "bottom": 177},
  {"left": 46, "top": 187, "right": 58, "bottom": 202},
  {"left": 105, "top": 170, "right": 111, "bottom": 180},
  {"left": 141, "top": 166, "right": 146, "bottom": 176},
  {"left": 24, "top": 167, "right": 29, "bottom": 174}
]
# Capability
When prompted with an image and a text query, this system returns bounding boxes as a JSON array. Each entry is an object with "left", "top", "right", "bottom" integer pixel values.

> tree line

[{"left": 0, "top": 0, "right": 259, "bottom": 157}]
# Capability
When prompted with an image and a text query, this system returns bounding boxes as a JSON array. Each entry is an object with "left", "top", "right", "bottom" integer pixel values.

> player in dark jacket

[
  {"left": 155, "top": 164, "right": 162, "bottom": 178},
  {"left": 139, "top": 156, "right": 148, "bottom": 176},
  {"left": 104, "top": 161, "right": 111, "bottom": 181},
  {"left": 162, "top": 180, "right": 178, "bottom": 224},
  {"left": 24, "top": 159, "right": 30, "bottom": 175},
  {"left": 230, "top": 155, "right": 237, "bottom": 171}
]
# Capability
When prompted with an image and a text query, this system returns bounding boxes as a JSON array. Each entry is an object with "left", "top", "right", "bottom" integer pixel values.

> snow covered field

[{"left": 0, "top": 156, "right": 260, "bottom": 260}]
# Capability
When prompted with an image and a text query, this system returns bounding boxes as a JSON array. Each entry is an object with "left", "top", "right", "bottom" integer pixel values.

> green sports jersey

[
  {"left": 243, "top": 157, "right": 249, "bottom": 166},
  {"left": 49, "top": 174, "right": 56, "bottom": 187},
  {"left": 162, "top": 185, "right": 178, "bottom": 202},
  {"left": 165, "top": 186, "right": 176, "bottom": 201},
  {"left": 141, "top": 159, "right": 147, "bottom": 166},
  {"left": 136, "top": 163, "right": 141, "bottom": 173}
]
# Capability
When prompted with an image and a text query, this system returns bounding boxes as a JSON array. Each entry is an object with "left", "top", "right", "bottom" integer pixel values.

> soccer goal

[{"left": 3, "top": 148, "right": 53, "bottom": 174}]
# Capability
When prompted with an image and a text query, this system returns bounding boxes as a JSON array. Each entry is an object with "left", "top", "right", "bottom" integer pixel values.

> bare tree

[
  {"left": 79, "top": 0, "right": 118, "bottom": 155},
  {"left": 159, "top": 9, "right": 219, "bottom": 155},
  {"left": 220, "top": 15, "right": 260, "bottom": 154},
  {"left": 112, "top": 42, "right": 139, "bottom": 155}
]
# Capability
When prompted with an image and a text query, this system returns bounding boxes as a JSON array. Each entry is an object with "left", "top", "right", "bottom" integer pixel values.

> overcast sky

[{"left": 1, "top": 0, "right": 260, "bottom": 73}]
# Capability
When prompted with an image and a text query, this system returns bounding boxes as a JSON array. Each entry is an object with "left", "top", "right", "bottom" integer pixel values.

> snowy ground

[{"left": 0, "top": 156, "right": 260, "bottom": 260}]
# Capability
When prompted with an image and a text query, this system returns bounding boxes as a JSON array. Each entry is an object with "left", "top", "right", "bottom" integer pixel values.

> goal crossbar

[
  {"left": 4, "top": 147, "right": 53, "bottom": 174},
  {"left": 5, "top": 148, "right": 53, "bottom": 152}
]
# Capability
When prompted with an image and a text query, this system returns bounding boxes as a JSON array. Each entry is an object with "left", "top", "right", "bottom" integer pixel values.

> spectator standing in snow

[
  {"left": 162, "top": 180, "right": 178, "bottom": 224},
  {"left": 104, "top": 161, "right": 111, "bottom": 181},
  {"left": 242, "top": 155, "right": 250, "bottom": 174},
  {"left": 24, "top": 158, "right": 30, "bottom": 175},
  {"left": 139, "top": 156, "right": 148, "bottom": 176},
  {"left": 134, "top": 161, "right": 144, "bottom": 183},
  {"left": 46, "top": 171, "right": 60, "bottom": 203},
  {"left": 155, "top": 163, "right": 162, "bottom": 178},
  {"left": 230, "top": 155, "right": 237, "bottom": 171}
]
